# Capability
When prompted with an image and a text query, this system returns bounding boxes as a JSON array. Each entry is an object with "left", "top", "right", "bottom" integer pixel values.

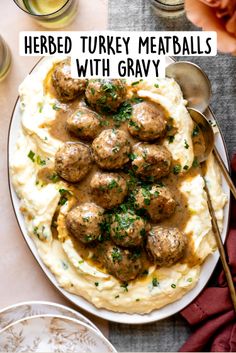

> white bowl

[{"left": 7, "top": 57, "right": 230, "bottom": 324}]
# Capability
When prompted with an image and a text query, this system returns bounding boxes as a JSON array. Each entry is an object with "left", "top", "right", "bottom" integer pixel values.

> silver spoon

[
  {"left": 166, "top": 61, "right": 212, "bottom": 113},
  {"left": 188, "top": 108, "right": 236, "bottom": 313},
  {"left": 166, "top": 61, "right": 236, "bottom": 197}
]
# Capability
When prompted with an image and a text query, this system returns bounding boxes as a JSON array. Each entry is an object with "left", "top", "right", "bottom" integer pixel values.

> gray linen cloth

[{"left": 108, "top": 0, "right": 236, "bottom": 351}]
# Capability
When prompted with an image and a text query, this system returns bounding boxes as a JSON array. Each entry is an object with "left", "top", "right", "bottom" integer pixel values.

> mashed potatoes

[{"left": 10, "top": 57, "right": 227, "bottom": 314}]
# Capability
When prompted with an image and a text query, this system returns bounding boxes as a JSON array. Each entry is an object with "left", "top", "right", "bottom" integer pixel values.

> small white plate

[
  {"left": 0, "top": 314, "right": 116, "bottom": 352},
  {"left": 0, "top": 301, "right": 98, "bottom": 333}
]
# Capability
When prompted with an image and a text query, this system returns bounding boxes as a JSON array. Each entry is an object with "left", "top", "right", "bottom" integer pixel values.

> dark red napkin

[{"left": 179, "top": 156, "right": 236, "bottom": 352}]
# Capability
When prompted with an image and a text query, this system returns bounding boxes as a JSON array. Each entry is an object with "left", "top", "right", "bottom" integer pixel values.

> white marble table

[{"left": 0, "top": 0, "right": 108, "bottom": 337}]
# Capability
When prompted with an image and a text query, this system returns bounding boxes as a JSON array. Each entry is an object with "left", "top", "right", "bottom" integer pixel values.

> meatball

[
  {"left": 90, "top": 172, "right": 128, "bottom": 209},
  {"left": 132, "top": 143, "right": 172, "bottom": 180},
  {"left": 66, "top": 203, "right": 104, "bottom": 243},
  {"left": 135, "top": 185, "right": 176, "bottom": 222},
  {"left": 66, "top": 107, "right": 103, "bottom": 141},
  {"left": 55, "top": 142, "right": 92, "bottom": 183},
  {"left": 128, "top": 101, "right": 167, "bottom": 141},
  {"left": 100, "top": 243, "right": 142, "bottom": 282},
  {"left": 110, "top": 212, "right": 149, "bottom": 248},
  {"left": 85, "top": 79, "right": 127, "bottom": 113},
  {"left": 92, "top": 129, "right": 131, "bottom": 170},
  {"left": 146, "top": 226, "right": 187, "bottom": 266},
  {"left": 52, "top": 59, "right": 86, "bottom": 102}
]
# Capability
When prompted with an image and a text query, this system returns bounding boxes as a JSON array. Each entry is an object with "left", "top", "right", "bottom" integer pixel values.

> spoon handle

[
  {"left": 213, "top": 147, "right": 236, "bottom": 200},
  {"left": 204, "top": 178, "right": 236, "bottom": 313}
]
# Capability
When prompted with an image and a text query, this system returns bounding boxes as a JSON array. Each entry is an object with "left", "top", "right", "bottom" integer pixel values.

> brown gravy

[{"left": 41, "top": 74, "right": 202, "bottom": 272}]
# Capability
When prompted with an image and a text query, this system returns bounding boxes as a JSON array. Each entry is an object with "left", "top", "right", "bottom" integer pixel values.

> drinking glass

[
  {"left": 0, "top": 36, "right": 12, "bottom": 82},
  {"left": 149, "top": 0, "right": 185, "bottom": 18},
  {"left": 13, "top": 0, "right": 78, "bottom": 29}
]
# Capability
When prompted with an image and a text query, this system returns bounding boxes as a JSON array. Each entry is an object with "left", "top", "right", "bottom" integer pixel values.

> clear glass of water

[
  {"left": 0, "top": 36, "right": 12, "bottom": 82},
  {"left": 149, "top": 0, "right": 185, "bottom": 18},
  {"left": 13, "top": 0, "right": 78, "bottom": 29}
]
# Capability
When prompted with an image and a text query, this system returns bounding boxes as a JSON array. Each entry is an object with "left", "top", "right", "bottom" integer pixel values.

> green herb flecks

[
  {"left": 121, "top": 283, "right": 129, "bottom": 292},
  {"left": 152, "top": 278, "right": 159, "bottom": 287},
  {"left": 184, "top": 140, "right": 189, "bottom": 149},
  {"left": 173, "top": 164, "right": 181, "bottom": 175},
  {"left": 192, "top": 157, "right": 199, "bottom": 168},
  {"left": 49, "top": 173, "right": 60, "bottom": 183},
  {"left": 168, "top": 135, "right": 175, "bottom": 144},
  {"left": 28, "top": 150, "right": 35, "bottom": 162},
  {"left": 58, "top": 189, "right": 72, "bottom": 206},
  {"left": 112, "top": 101, "right": 132, "bottom": 127},
  {"left": 52, "top": 103, "right": 61, "bottom": 111},
  {"left": 192, "top": 125, "right": 200, "bottom": 137},
  {"left": 111, "top": 247, "right": 123, "bottom": 263}
]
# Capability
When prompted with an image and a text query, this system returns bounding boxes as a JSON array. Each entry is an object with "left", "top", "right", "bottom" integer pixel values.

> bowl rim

[{"left": 7, "top": 56, "right": 231, "bottom": 324}]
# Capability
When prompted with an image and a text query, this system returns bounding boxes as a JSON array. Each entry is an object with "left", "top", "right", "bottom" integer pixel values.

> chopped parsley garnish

[
  {"left": 108, "top": 179, "right": 119, "bottom": 189},
  {"left": 187, "top": 278, "right": 193, "bottom": 283},
  {"left": 131, "top": 80, "right": 143, "bottom": 86},
  {"left": 136, "top": 298, "right": 140, "bottom": 301},
  {"left": 130, "top": 97, "right": 144, "bottom": 104},
  {"left": 99, "top": 119, "right": 109, "bottom": 127},
  {"left": 168, "top": 135, "right": 175, "bottom": 144},
  {"left": 61, "top": 260, "right": 69, "bottom": 270},
  {"left": 128, "top": 153, "right": 137, "bottom": 161},
  {"left": 112, "top": 101, "right": 132, "bottom": 126},
  {"left": 171, "top": 284, "right": 176, "bottom": 289},
  {"left": 154, "top": 83, "right": 159, "bottom": 88},
  {"left": 111, "top": 247, "right": 122, "bottom": 263},
  {"left": 140, "top": 228, "right": 146, "bottom": 237},
  {"left": 28, "top": 150, "right": 35, "bottom": 162},
  {"left": 121, "top": 283, "right": 129, "bottom": 292},
  {"left": 144, "top": 198, "right": 151, "bottom": 206},
  {"left": 184, "top": 140, "right": 189, "bottom": 149},
  {"left": 192, "top": 125, "right": 200, "bottom": 137},
  {"left": 33, "top": 226, "right": 40, "bottom": 238},
  {"left": 90, "top": 87, "right": 95, "bottom": 95},
  {"left": 142, "top": 269, "right": 149, "bottom": 276},
  {"left": 52, "top": 103, "right": 61, "bottom": 111},
  {"left": 28, "top": 150, "right": 46, "bottom": 166},
  {"left": 78, "top": 260, "right": 84, "bottom": 265},
  {"left": 94, "top": 282, "right": 99, "bottom": 287},
  {"left": 49, "top": 173, "right": 60, "bottom": 183},
  {"left": 152, "top": 278, "right": 159, "bottom": 287},
  {"left": 192, "top": 157, "right": 199, "bottom": 168},
  {"left": 58, "top": 189, "right": 72, "bottom": 206},
  {"left": 115, "top": 295, "right": 120, "bottom": 299},
  {"left": 36, "top": 155, "right": 46, "bottom": 166},
  {"left": 38, "top": 102, "right": 43, "bottom": 113},
  {"left": 183, "top": 165, "right": 189, "bottom": 170},
  {"left": 128, "top": 119, "right": 140, "bottom": 130},
  {"left": 173, "top": 164, "right": 181, "bottom": 175}
]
